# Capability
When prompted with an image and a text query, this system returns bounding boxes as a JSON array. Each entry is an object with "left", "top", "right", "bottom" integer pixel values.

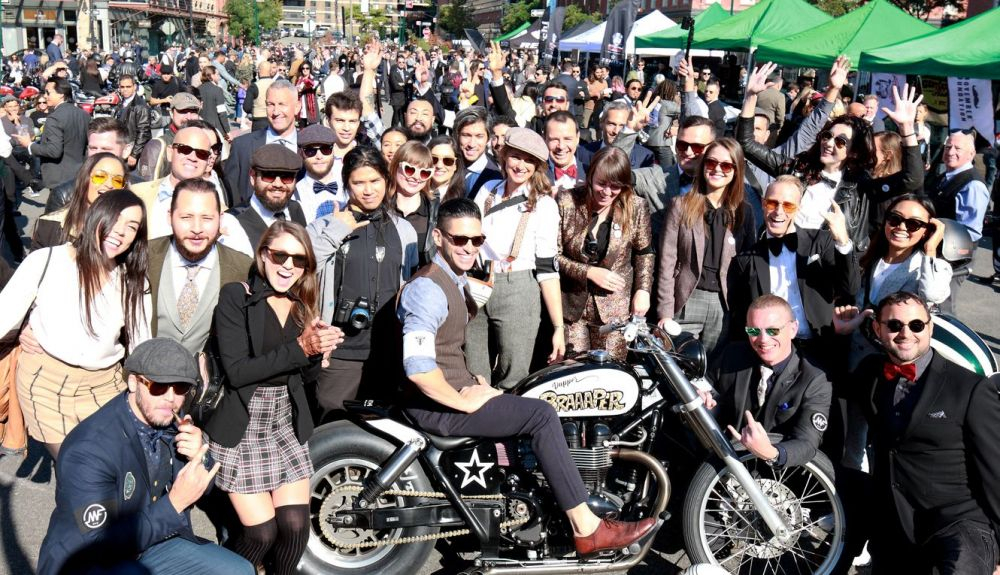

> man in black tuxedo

[
  {"left": 701, "top": 294, "right": 832, "bottom": 469},
  {"left": 224, "top": 79, "right": 300, "bottom": 206},
  {"left": 14, "top": 78, "right": 89, "bottom": 189},
  {"left": 387, "top": 53, "right": 410, "bottom": 127},
  {"left": 227, "top": 144, "right": 307, "bottom": 251},
  {"left": 851, "top": 291, "right": 1000, "bottom": 574},
  {"left": 727, "top": 175, "right": 860, "bottom": 347}
]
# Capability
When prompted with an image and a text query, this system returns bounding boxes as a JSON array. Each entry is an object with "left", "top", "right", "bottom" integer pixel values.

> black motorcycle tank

[{"left": 514, "top": 356, "right": 642, "bottom": 418}]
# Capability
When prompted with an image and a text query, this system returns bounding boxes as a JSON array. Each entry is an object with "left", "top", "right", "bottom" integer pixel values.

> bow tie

[
  {"left": 767, "top": 233, "right": 797, "bottom": 257},
  {"left": 314, "top": 181, "right": 339, "bottom": 195},
  {"left": 555, "top": 165, "right": 577, "bottom": 180},
  {"left": 883, "top": 361, "right": 917, "bottom": 382}
]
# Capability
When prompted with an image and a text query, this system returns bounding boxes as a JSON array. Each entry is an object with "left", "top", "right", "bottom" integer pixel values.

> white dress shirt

[
  {"left": 795, "top": 170, "right": 841, "bottom": 230},
  {"left": 766, "top": 229, "right": 814, "bottom": 340},
  {"left": 473, "top": 180, "right": 560, "bottom": 283}
]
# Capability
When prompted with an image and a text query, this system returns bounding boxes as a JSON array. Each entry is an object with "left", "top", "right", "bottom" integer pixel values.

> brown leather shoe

[{"left": 574, "top": 517, "right": 657, "bottom": 556}]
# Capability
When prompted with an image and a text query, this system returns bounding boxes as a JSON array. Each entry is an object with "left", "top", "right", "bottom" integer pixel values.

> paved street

[{"left": 2, "top": 185, "right": 997, "bottom": 574}]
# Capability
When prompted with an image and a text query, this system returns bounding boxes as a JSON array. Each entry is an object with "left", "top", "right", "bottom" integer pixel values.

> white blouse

[
  {"left": 473, "top": 180, "right": 560, "bottom": 283},
  {"left": 0, "top": 245, "right": 152, "bottom": 370}
]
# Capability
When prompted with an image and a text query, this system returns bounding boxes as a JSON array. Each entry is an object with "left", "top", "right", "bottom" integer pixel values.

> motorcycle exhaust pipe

[{"left": 478, "top": 448, "right": 669, "bottom": 575}]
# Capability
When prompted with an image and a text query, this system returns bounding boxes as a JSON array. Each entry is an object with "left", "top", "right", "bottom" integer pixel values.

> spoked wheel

[
  {"left": 300, "top": 421, "right": 436, "bottom": 575},
  {"left": 683, "top": 451, "right": 844, "bottom": 574}
]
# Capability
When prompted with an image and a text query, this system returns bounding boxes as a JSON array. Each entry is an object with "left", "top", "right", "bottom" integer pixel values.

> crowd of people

[{"left": 0, "top": 32, "right": 998, "bottom": 575}]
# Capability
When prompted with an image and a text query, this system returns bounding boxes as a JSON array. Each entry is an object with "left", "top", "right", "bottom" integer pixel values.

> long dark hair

[
  {"left": 72, "top": 189, "right": 149, "bottom": 340},
  {"left": 677, "top": 138, "right": 746, "bottom": 231},
  {"left": 791, "top": 115, "right": 875, "bottom": 185},
  {"left": 428, "top": 136, "right": 467, "bottom": 203},
  {"left": 343, "top": 145, "right": 390, "bottom": 210},
  {"left": 859, "top": 194, "right": 936, "bottom": 271},
  {"left": 254, "top": 220, "right": 319, "bottom": 328},
  {"left": 63, "top": 153, "right": 128, "bottom": 243}
]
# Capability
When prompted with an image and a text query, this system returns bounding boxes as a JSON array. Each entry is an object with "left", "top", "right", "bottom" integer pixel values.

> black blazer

[
  {"left": 854, "top": 352, "right": 1000, "bottom": 544},
  {"left": 204, "top": 273, "right": 321, "bottom": 447},
  {"left": 388, "top": 65, "right": 410, "bottom": 107},
  {"left": 710, "top": 343, "right": 832, "bottom": 468},
  {"left": 231, "top": 200, "right": 307, "bottom": 251},
  {"left": 727, "top": 228, "right": 860, "bottom": 340},
  {"left": 224, "top": 129, "right": 269, "bottom": 206},
  {"left": 31, "top": 100, "right": 90, "bottom": 189}
]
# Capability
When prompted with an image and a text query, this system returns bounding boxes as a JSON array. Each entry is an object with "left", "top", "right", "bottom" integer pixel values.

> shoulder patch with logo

[
  {"left": 124, "top": 472, "right": 136, "bottom": 501},
  {"left": 812, "top": 412, "right": 828, "bottom": 432},
  {"left": 74, "top": 499, "right": 116, "bottom": 533}
]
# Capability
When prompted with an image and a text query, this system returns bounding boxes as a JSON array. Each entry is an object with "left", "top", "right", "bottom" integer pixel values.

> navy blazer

[
  {"left": 547, "top": 146, "right": 592, "bottom": 188},
  {"left": 38, "top": 393, "right": 207, "bottom": 575},
  {"left": 224, "top": 129, "right": 269, "bottom": 206}
]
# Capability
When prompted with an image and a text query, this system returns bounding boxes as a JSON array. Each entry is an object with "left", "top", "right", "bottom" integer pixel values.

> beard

[
  {"left": 256, "top": 187, "right": 292, "bottom": 213},
  {"left": 174, "top": 232, "right": 219, "bottom": 263}
]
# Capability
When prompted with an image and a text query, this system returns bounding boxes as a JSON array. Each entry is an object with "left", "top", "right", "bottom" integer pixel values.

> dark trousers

[
  {"left": 391, "top": 102, "right": 406, "bottom": 127},
  {"left": 871, "top": 519, "right": 998, "bottom": 575},
  {"left": 0, "top": 194, "right": 23, "bottom": 261},
  {"left": 406, "top": 395, "right": 589, "bottom": 511}
]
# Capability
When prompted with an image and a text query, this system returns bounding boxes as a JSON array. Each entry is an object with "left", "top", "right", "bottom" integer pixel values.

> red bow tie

[
  {"left": 883, "top": 362, "right": 917, "bottom": 382},
  {"left": 555, "top": 165, "right": 577, "bottom": 180}
]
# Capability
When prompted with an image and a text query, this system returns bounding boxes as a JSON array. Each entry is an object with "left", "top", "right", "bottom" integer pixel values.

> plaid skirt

[{"left": 209, "top": 386, "right": 313, "bottom": 494}]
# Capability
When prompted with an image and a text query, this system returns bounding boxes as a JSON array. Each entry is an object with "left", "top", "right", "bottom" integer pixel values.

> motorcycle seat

[{"left": 397, "top": 410, "right": 478, "bottom": 451}]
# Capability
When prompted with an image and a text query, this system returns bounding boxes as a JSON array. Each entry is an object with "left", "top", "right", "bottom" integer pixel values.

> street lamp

[{"left": 35, "top": 10, "right": 45, "bottom": 50}]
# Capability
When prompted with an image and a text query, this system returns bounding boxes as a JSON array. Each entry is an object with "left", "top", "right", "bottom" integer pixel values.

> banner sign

[
  {"left": 600, "top": 0, "right": 639, "bottom": 64},
  {"left": 870, "top": 72, "right": 906, "bottom": 121},
  {"left": 948, "top": 77, "right": 993, "bottom": 139}
]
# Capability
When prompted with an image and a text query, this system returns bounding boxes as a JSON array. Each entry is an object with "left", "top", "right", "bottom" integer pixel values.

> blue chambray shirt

[{"left": 396, "top": 254, "right": 469, "bottom": 377}]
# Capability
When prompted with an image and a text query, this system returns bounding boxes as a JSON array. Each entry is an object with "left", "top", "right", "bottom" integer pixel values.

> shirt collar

[
  {"left": 251, "top": 194, "right": 289, "bottom": 221},
  {"left": 433, "top": 252, "right": 468, "bottom": 289},
  {"left": 944, "top": 163, "right": 974, "bottom": 179},
  {"left": 467, "top": 154, "right": 488, "bottom": 174},
  {"left": 763, "top": 349, "right": 795, "bottom": 378},
  {"left": 266, "top": 127, "right": 298, "bottom": 148},
  {"left": 895, "top": 348, "right": 934, "bottom": 382},
  {"left": 168, "top": 238, "right": 218, "bottom": 270}
]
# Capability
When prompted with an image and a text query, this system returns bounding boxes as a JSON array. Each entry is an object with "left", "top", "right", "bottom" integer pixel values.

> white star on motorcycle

[{"left": 455, "top": 449, "right": 494, "bottom": 489}]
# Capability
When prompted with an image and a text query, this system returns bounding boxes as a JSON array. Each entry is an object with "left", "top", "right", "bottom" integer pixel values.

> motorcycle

[{"left": 304, "top": 317, "right": 847, "bottom": 574}]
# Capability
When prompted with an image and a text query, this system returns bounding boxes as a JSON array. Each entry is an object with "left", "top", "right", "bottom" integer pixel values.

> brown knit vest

[{"left": 400, "top": 263, "right": 479, "bottom": 392}]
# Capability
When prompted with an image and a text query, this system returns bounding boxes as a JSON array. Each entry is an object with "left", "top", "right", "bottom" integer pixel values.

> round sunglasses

[
  {"left": 879, "top": 318, "right": 928, "bottom": 333},
  {"left": 819, "top": 131, "right": 850, "bottom": 150},
  {"left": 91, "top": 169, "right": 126, "bottom": 189}
]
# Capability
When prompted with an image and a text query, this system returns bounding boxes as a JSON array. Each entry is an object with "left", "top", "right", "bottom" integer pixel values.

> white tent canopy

[{"left": 559, "top": 10, "right": 676, "bottom": 53}]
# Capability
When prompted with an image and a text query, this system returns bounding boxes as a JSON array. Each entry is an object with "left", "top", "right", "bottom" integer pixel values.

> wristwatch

[{"left": 764, "top": 453, "right": 780, "bottom": 467}]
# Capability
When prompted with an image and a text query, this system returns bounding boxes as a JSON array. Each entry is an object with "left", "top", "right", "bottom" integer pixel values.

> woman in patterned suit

[{"left": 556, "top": 147, "right": 655, "bottom": 360}]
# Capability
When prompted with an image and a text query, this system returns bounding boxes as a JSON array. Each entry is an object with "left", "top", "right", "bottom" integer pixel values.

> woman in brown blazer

[
  {"left": 656, "top": 138, "right": 756, "bottom": 358},
  {"left": 557, "top": 147, "right": 655, "bottom": 359}
]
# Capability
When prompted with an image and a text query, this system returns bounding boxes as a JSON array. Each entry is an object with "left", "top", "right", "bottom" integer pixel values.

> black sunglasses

[
  {"left": 819, "top": 131, "right": 850, "bottom": 150},
  {"left": 676, "top": 140, "right": 707, "bottom": 155},
  {"left": 543, "top": 95, "right": 567, "bottom": 103},
  {"left": 172, "top": 143, "right": 212, "bottom": 161},
  {"left": 303, "top": 145, "right": 334, "bottom": 157},
  {"left": 138, "top": 375, "right": 193, "bottom": 397},
  {"left": 258, "top": 172, "right": 297, "bottom": 184},
  {"left": 880, "top": 318, "right": 928, "bottom": 333},
  {"left": 441, "top": 230, "right": 486, "bottom": 247},
  {"left": 265, "top": 247, "right": 309, "bottom": 268},
  {"left": 885, "top": 211, "right": 928, "bottom": 233}
]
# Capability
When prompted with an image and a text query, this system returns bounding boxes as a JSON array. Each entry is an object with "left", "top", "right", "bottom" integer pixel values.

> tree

[
  {"left": 225, "top": 0, "right": 283, "bottom": 42},
  {"left": 563, "top": 4, "right": 602, "bottom": 31},
  {"left": 887, "top": 0, "right": 963, "bottom": 21},
  {"left": 348, "top": 5, "right": 391, "bottom": 36},
  {"left": 502, "top": 0, "right": 543, "bottom": 34},
  {"left": 810, "top": 0, "right": 859, "bottom": 16},
  {"left": 438, "top": 0, "right": 477, "bottom": 37}
]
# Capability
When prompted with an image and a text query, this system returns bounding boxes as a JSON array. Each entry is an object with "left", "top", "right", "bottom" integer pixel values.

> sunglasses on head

[
  {"left": 400, "top": 161, "right": 433, "bottom": 180},
  {"left": 885, "top": 211, "right": 928, "bottom": 233},
  {"left": 265, "top": 247, "right": 309, "bottom": 268},
  {"left": 819, "top": 131, "right": 850, "bottom": 150},
  {"left": 302, "top": 144, "right": 334, "bottom": 157},
  {"left": 441, "top": 230, "right": 486, "bottom": 247},
  {"left": 432, "top": 154, "right": 456, "bottom": 167},
  {"left": 91, "top": 169, "right": 126, "bottom": 189},
  {"left": 138, "top": 375, "right": 193, "bottom": 397},
  {"left": 172, "top": 143, "right": 212, "bottom": 161},
  {"left": 764, "top": 199, "right": 799, "bottom": 214},
  {"left": 703, "top": 158, "right": 736, "bottom": 174},
  {"left": 257, "top": 171, "right": 297, "bottom": 184},
  {"left": 676, "top": 140, "right": 707, "bottom": 155},
  {"left": 543, "top": 95, "right": 567, "bottom": 103},
  {"left": 880, "top": 318, "right": 928, "bottom": 333},
  {"left": 744, "top": 322, "right": 791, "bottom": 337}
]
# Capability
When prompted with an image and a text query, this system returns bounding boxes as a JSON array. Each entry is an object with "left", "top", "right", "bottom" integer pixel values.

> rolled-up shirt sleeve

[
  {"left": 397, "top": 277, "right": 450, "bottom": 376},
  {"left": 955, "top": 180, "right": 990, "bottom": 241}
]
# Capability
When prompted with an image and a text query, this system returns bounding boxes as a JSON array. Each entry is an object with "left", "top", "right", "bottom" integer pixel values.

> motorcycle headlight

[{"left": 649, "top": 326, "right": 707, "bottom": 379}]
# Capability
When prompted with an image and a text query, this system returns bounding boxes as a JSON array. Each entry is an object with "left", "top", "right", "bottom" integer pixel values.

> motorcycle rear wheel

[
  {"left": 682, "top": 451, "right": 844, "bottom": 574},
  {"left": 301, "top": 420, "right": 436, "bottom": 575}
]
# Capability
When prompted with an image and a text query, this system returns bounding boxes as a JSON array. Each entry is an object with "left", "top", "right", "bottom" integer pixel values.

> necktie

[
  {"left": 273, "top": 211, "right": 287, "bottom": 221},
  {"left": 314, "top": 181, "right": 339, "bottom": 195},
  {"left": 274, "top": 138, "right": 292, "bottom": 150},
  {"left": 555, "top": 165, "right": 578, "bottom": 180},
  {"left": 883, "top": 361, "right": 917, "bottom": 382},
  {"left": 757, "top": 365, "right": 773, "bottom": 409},
  {"left": 767, "top": 232, "right": 798, "bottom": 257},
  {"left": 177, "top": 264, "right": 200, "bottom": 330}
]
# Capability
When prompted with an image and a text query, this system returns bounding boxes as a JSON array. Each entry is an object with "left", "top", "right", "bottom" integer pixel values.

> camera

[{"left": 334, "top": 296, "right": 372, "bottom": 330}]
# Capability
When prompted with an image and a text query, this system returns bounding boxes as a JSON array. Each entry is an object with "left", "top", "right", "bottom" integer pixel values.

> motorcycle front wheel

[
  {"left": 300, "top": 420, "right": 437, "bottom": 575},
  {"left": 682, "top": 451, "right": 844, "bottom": 574}
]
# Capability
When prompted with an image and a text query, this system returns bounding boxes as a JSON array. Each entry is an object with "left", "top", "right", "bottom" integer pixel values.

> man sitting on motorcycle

[
  {"left": 699, "top": 294, "right": 833, "bottom": 469},
  {"left": 396, "top": 198, "right": 657, "bottom": 557}
]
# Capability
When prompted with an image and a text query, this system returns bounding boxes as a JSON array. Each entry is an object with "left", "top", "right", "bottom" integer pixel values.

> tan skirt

[{"left": 16, "top": 350, "right": 125, "bottom": 444}]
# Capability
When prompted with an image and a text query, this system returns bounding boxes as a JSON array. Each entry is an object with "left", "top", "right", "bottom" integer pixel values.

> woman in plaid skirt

[{"left": 205, "top": 221, "right": 342, "bottom": 574}]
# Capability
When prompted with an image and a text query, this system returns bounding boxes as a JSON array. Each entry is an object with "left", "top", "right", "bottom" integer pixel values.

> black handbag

[{"left": 187, "top": 282, "right": 250, "bottom": 426}]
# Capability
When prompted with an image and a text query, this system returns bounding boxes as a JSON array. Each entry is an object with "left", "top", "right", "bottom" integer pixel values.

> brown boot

[{"left": 574, "top": 517, "right": 657, "bottom": 556}]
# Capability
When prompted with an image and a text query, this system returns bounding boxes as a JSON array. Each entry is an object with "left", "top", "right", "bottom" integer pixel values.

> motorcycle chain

[{"left": 319, "top": 485, "right": 529, "bottom": 550}]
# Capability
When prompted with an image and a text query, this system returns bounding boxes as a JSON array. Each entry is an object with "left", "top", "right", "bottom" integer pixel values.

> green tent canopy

[
  {"left": 496, "top": 21, "right": 531, "bottom": 42},
  {"left": 634, "top": 3, "right": 731, "bottom": 50},
  {"left": 859, "top": 6, "right": 1000, "bottom": 79},
  {"left": 690, "top": 0, "right": 832, "bottom": 51},
  {"left": 755, "top": 0, "right": 935, "bottom": 70}
]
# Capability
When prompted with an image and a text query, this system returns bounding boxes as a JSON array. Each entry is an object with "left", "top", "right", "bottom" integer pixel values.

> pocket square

[
  {"left": 807, "top": 254, "right": 821, "bottom": 264},
  {"left": 928, "top": 410, "right": 947, "bottom": 419}
]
